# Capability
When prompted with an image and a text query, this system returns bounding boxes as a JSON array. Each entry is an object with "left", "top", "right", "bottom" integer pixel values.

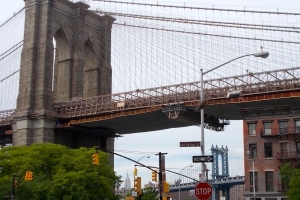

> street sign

[
  {"left": 180, "top": 141, "right": 201, "bottom": 147},
  {"left": 192, "top": 155, "right": 213, "bottom": 163},
  {"left": 194, "top": 182, "right": 212, "bottom": 200}
]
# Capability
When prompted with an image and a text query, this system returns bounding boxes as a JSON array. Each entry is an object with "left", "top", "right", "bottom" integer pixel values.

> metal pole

[
  {"left": 178, "top": 168, "right": 183, "bottom": 200},
  {"left": 158, "top": 152, "right": 163, "bottom": 200},
  {"left": 11, "top": 175, "right": 15, "bottom": 200},
  {"left": 253, "top": 158, "right": 255, "bottom": 200},
  {"left": 200, "top": 69, "right": 205, "bottom": 179},
  {"left": 178, "top": 179, "right": 181, "bottom": 200}
]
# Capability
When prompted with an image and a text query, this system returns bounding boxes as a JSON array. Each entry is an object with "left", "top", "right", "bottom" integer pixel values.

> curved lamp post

[
  {"left": 199, "top": 51, "right": 269, "bottom": 177},
  {"left": 134, "top": 155, "right": 150, "bottom": 177}
]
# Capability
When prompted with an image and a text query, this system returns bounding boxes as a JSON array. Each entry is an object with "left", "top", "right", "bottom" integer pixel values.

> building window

[
  {"left": 265, "top": 171, "right": 274, "bottom": 192},
  {"left": 264, "top": 122, "right": 272, "bottom": 135},
  {"left": 248, "top": 123, "right": 256, "bottom": 135},
  {"left": 264, "top": 143, "right": 273, "bottom": 158},
  {"left": 249, "top": 144, "right": 257, "bottom": 159},
  {"left": 280, "top": 142, "right": 288, "bottom": 159},
  {"left": 279, "top": 121, "right": 288, "bottom": 134},
  {"left": 296, "top": 120, "right": 300, "bottom": 133},
  {"left": 250, "top": 171, "right": 258, "bottom": 192}
]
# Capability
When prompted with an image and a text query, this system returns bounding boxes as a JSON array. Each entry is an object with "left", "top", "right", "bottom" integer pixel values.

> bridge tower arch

[
  {"left": 211, "top": 145, "right": 231, "bottom": 200},
  {"left": 13, "top": 0, "right": 115, "bottom": 158}
]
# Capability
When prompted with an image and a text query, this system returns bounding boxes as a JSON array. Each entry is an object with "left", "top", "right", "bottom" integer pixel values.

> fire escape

[{"left": 260, "top": 123, "right": 300, "bottom": 164}]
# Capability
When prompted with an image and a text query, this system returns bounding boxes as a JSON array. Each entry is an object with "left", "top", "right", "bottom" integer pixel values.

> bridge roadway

[{"left": 1, "top": 67, "right": 300, "bottom": 135}]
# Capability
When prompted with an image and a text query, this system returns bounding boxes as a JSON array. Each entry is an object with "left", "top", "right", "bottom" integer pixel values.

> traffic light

[
  {"left": 25, "top": 171, "right": 28, "bottom": 180},
  {"left": 25, "top": 170, "right": 33, "bottom": 181},
  {"left": 163, "top": 181, "right": 170, "bottom": 193},
  {"left": 134, "top": 167, "right": 137, "bottom": 176},
  {"left": 151, "top": 171, "right": 157, "bottom": 182},
  {"left": 92, "top": 153, "right": 99, "bottom": 165},
  {"left": 14, "top": 180, "right": 18, "bottom": 188},
  {"left": 28, "top": 171, "right": 33, "bottom": 181},
  {"left": 134, "top": 176, "right": 141, "bottom": 194}
]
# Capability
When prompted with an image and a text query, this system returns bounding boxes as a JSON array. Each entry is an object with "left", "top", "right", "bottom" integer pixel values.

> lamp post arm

[{"left": 203, "top": 53, "right": 254, "bottom": 75}]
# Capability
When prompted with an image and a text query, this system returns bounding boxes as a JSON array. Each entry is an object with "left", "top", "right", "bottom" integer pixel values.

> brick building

[{"left": 243, "top": 117, "right": 300, "bottom": 200}]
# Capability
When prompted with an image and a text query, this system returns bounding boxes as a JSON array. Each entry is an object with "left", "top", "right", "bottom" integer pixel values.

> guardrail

[{"left": 169, "top": 176, "right": 245, "bottom": 188}]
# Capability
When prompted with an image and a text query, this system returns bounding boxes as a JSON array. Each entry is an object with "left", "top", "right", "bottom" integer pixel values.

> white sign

[
  {"left": 132, "top": 191, "right": 137, "bottom": 196},
  {"left": 220, "top": 197, "right": 225, "bottom": 200},
  {"left": 195, "top": 187, "right": 212, "bottom": 195}
]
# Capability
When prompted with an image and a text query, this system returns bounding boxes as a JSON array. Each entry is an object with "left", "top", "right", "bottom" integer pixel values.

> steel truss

[
  {"left": 1, "top": 67, "right": 300, "bottom": 127},
  {"left": 53, "top": 67, "right": 300, "bottom": 118}
]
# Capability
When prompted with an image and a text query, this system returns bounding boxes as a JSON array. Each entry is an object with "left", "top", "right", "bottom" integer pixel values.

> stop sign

[{"left": 194, "top": 182, "right": 212, "bottom": 200}]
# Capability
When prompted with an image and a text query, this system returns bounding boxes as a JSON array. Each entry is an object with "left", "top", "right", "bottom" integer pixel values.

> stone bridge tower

[{"left": 13, "top": 0, "right": 115, "bottom": 161}]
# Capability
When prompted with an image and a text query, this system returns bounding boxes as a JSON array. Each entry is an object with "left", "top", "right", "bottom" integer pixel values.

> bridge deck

[{"left": 1, "top": 68, "right": 300, "bottom": 134}]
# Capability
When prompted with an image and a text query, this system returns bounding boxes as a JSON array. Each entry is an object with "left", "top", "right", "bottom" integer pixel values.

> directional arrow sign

[{"left": 192, "top": 155, "right": 214, "bottom": 163}]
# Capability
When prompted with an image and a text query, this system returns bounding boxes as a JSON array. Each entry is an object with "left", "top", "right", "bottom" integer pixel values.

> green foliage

[
  {"left": 280, "top": 162, "right": 300, "bottom": 200},
  {"left": 141, "top": 186, "right": 158, "bottom": 200},
  {"left": 0, "top": 143, "right": 121, "bottom": 200},
  {"left": 288, "top": 169, "right": 300, "bottom": 200}
]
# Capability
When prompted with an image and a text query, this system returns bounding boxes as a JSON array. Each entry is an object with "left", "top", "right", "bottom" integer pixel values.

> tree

[
  {"left": 141, "top": 186, "right": 158, "bottom": 200},
  {"left": 279, "top": 162, "right": 300, "bottom": 200},
  {"left": 0, "top": 143, "right": 122, "bottom": 200}
]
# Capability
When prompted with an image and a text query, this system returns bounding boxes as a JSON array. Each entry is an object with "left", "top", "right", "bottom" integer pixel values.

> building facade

[{"left": 243, "top": 117, "right": 300, "bottom": 200}]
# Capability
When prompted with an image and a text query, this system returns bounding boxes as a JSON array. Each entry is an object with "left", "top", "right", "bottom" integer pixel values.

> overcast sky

[{"left": 1, "top": 0, "right": 299, "bottom": 188}]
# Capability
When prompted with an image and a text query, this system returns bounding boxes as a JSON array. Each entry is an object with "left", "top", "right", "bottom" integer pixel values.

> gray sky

[{"left": 1, "top": 0, "right": 299, "bottom": 188}]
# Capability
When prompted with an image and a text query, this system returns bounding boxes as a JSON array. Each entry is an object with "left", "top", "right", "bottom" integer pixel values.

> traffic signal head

[
  {"left": 25, "top": 170, "right": 33, "bottom": 181},
  {"left": 92, "top": 153, "right": 99, "bottom": 165},
  {"left": 28, "top": 171, "right": 33, "bottom": 181},
  {"left": 134, "top": 176, "right": 141, "bottom": 194},
  {"left": 25, "top": 171, "right": 28, "bottom": 181},
  {"left": 163, "top": 181, "right": 170, "bottom": 193},
  {"left": 151, "top": 171, "right": 157, "bottom": 182},
  {"left": 14, "top": 180, "right": 18, "bottom": 188},
  {"left": 134, "top": 167, "right": 137, "bottom": 176}
]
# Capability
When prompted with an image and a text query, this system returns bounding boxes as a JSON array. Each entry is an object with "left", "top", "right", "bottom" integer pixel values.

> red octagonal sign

[{"left": 194, "top": 182, "right": 212, "bottom": 200}]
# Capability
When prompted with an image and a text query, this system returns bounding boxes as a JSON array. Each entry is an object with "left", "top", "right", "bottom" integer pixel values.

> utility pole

[
  {"left": 11, "top": 175, "right": 18, "bottom": 200},
  {"left": 156, "top": 152, "right": 167, "bottom": 200}
]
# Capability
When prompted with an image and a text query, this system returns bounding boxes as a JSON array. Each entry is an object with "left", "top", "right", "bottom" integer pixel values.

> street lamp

[
  {"left": 178, "top": 165, "right": 193, "bottom": 200},
  {"left": 134, "top": 156, "right": 150, "bottom": 177},
  {"left": 137, "top": 156, "right": 150, "bottom": 163},
  {"left": 247, "top": 151, "right": 255, "bottom": 200},
  {"left": 199, "top": 51, "right": 269, "bottom": 178}
]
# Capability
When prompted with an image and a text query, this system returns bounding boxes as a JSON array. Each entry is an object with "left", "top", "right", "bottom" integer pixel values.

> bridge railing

[
  {"left": 54, "top": 67, "right": 300, "bottom": 118},
  {"left": 169, "top": 176, "right": 245, "bottom": 188},
  {"left": 213, "top": 176, "right": 245, "bottom": 184}
]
